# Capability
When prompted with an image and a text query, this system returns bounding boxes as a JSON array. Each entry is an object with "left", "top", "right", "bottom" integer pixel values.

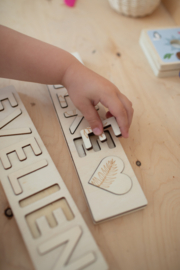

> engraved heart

[{"left": 89, "top": 156, "right": 132, "bottom": 195}]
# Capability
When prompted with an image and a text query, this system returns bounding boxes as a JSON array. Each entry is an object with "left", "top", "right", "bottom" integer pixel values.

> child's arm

[{"left": 0, "top": 25, "right": 133, "bottom": 137}]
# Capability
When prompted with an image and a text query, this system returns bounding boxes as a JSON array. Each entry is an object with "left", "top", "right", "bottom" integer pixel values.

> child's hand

[
  {"left": 62, "top": 61, "right": 133, "bottom": 138},
  {"left": 0, "top": 25, "right": 133, "bottom": 137}
]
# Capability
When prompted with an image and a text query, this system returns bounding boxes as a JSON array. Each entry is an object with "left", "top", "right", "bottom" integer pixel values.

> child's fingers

[
  {"left": 117, "top": 93, "right": 134, "bottom": 126},
  {"left": 106, "top": 111, "right": 113, "bottom": 118},
  {"left": 105, "top": 97, "right": 130, "bottom": 138},
  {"left": 104, "top": 92, "right": 133, "bottom": 138},
  {"left": 78, "top": 101, "right": 103, "bottom": 136}
]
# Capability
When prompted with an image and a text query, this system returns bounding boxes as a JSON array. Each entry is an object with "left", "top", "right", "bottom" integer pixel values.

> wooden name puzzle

[
  {"left": 47, "top": 54, "right": 148, "bottom": 224},
  {"left": 0, "top": 86, "right": 108, "bottom": 270}
]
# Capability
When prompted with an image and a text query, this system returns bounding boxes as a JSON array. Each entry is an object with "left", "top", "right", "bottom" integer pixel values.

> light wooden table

[{"left": 0, "top": 1, "right": 180, "bottom": 270}]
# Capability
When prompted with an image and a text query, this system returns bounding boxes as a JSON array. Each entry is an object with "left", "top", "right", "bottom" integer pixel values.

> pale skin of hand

[{"left": 0, "top": 25, "right": 133, "bottom": 137}]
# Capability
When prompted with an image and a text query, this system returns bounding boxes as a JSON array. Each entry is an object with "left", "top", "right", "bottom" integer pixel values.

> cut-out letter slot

[
  {"left": 19, "top": 184, "right": 60, "bottom": 208},
  {"left": 0, "top": 137, "right": 42, "bottom": 169},
  {"left": 80, "top": 117, "right": 121, "bottom": 150},
  {"left": 8, "top": 159, "right": 48, "bottom": 195},
  {"left": 74, "top": 130, "right": 116, "bottom": 158},
  {"left": 26, "top": 198, "right": 74, "bottom": 238}
]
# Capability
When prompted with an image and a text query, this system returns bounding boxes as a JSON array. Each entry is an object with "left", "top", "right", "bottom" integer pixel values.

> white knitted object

[{"left": 108, "top": 0, "right": 160, "bottom": 17}]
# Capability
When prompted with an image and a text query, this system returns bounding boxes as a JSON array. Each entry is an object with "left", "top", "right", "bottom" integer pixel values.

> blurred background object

[
  {"left": 64, "top": 0, "right": 77, "bottom": 7},
  {"left": 108, "top": 0, "right": 160, "bottom": 17}
]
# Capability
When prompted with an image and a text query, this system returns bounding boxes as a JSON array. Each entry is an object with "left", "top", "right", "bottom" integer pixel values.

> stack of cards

[{"left": 140, "top": 27, "right": 180, "bottom": 77}]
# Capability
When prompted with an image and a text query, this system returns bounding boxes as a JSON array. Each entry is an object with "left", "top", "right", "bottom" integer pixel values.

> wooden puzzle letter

[
  {"left": 65, "top": 106, "right": 99, "bottom": 135},
  {"left": 64, "top": 109, "right": 84, "bottom": 134},
  {"left": 36, "top": 216, "right": 51, "bottom": 235},
  {"left": 0, "top": 108, "right": 31, "bottom": 136},
  {"left": 80, "top": 128, "right": 106, "bottom": 150},
  {"left": 103, "top": 117, "right": 121, "bottom": 137},
  {"left": 8, "top": 159, "right": 48, "bottom": 195},
  {"left": 0, "top": 127, "right": 32, "bottom": 137},
  {"left": 36, "top": 208, "right": 67, "bottom": 235},
  {"left": 0, "top": 108, "right": 22, "bottom": 129},
  {"left": 38, "top": 226, "right": 96, "bottom": 270},
  {"left": 57, "top": 89, "right": 69, "bottom": 108},
  {"left": 0, "top": 92, "right": 18, "bottom": 111},
  {"left": 54, "top": 84, "right": 64, "bottom": 89},
  {"left": 0, "top": 137, "right": 42, "bottom": 169},
  {"left": 80, "top": 117, "right": 121, "bottom": 150},
  {"left": 53, "top": 208, "right": 67, "bottom": 226}
]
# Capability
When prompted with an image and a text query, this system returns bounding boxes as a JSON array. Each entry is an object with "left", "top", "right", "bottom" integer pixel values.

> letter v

[{"left": 0, "top": 108, "right": 31, "bottom": 136}]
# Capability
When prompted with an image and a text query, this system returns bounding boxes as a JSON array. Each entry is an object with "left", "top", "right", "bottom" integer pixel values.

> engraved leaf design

[{"left": 91, "top": 159, "right": 118, "bottom": 188}]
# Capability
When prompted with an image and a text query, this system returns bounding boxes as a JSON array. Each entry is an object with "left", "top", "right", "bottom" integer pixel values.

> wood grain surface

[
  {"left": 0, "top": 0, "right": 180, "bottom": 270},
  {"left": 162, "top": 0, "right": 180, "bottom": 25}
]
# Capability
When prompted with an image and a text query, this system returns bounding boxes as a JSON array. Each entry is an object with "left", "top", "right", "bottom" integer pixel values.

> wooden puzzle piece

[
  {"left": 80, "top": 117, "right": 121, "bottom": 150},
  {"left": 53, "top": 208, "right": 67, "bottom": 226},
  {"left": 74, "top": 131, "right": 116, "bottom": 158},
  {"left": 0, "top": 108, "right": 22, "bottom": 128},
  {"left": 0, "top": 92, "right": 18, "bottom": 111},
  {"left": 38, "top": 226, "right": 96, "bottom": 270},
  {"left": 89, "top": 156, "right": 132, "bottom": 195},
  {"left": 74, "top": 137, "right": 86, "bottom": 158},
  {"left": 54, "top": 84, "right": 64, "bottom": 89},
  {"left": 0, "top": 108, "right": 32, "bottom": 136},
  {"left": 36, "top": 216, "right": 52, "bottom": 235},
  {"left": 57, "top": 89, "right": 69, "bottom": 108},
  {"left": 0, "top": 137, "right": 42, "bottom": 169},
  {"left": 64, "top": 109, "right": 84, "bottom": 134},
  {"left": 65, "top": 106, "right": 99, "bottom": 135},
  {"left": 80, "top": 127, "right": 106, "bottom": 150},
  {"left": 8, "top": 159, "right": 48, "bottom": 195},
  {"left": 35, "top": 208, "right": 67, "bottom": 235},
  {"left": 103, "top": 117, "right": 121, "bottom": 137},
  {"left": 0, "top": 127, "right": 32, "bottom": 137}
]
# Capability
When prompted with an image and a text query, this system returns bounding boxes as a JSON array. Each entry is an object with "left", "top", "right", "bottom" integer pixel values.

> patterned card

[{"left": 147, "top": 27, "right": 180, "bottom": 63}]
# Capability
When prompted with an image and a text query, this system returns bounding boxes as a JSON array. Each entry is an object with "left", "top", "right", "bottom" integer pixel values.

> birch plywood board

[
  {"left": 0, "top": 86, "right": 108, "bottom": 270},
  {"left": 48, "top": 84, "right": 147, "bottom": 223}
]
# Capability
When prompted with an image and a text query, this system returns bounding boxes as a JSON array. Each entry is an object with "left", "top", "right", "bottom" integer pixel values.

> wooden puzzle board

[
  {"left": 48, "top": 82, "right": 148, "bottom": 224},
  {"left": 0, "top": 85, "right": 108, "bottom": 270}
]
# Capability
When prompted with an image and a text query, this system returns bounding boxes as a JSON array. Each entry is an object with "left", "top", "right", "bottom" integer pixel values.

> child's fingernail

[{"left": 93, "top": 128, "right": 101, "bottom": 136}]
